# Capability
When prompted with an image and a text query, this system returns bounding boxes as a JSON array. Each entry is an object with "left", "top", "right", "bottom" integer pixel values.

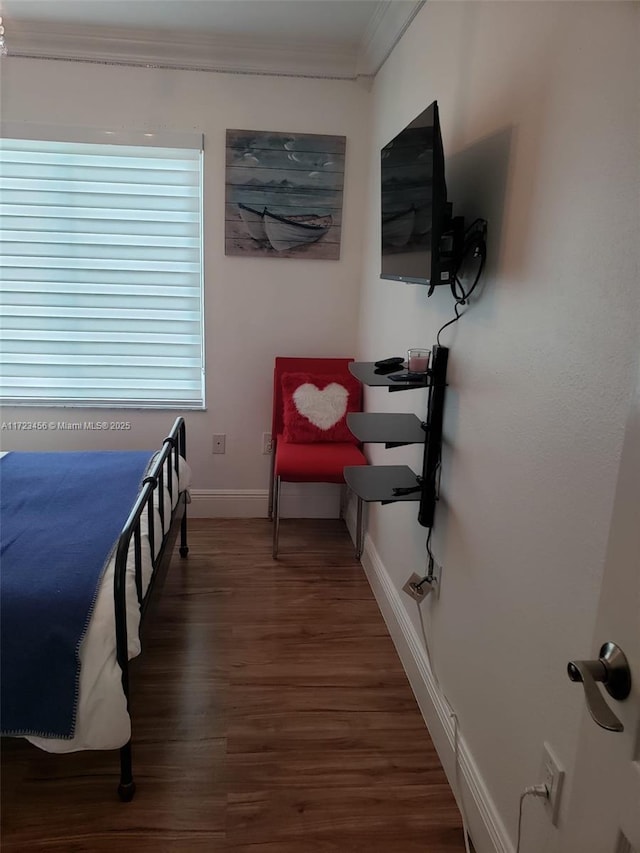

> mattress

[{"left": 1, "top": 451, "right": 191, "bottom": 753}]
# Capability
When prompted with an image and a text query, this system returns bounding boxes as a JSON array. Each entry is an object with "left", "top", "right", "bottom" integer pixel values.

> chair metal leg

[
  {"left": 272, "top": 476, "right": 281, "bottom": 559},
  {"left": 355, "top": 496, "right": 364, "bottom": 560},
  {"left": 267, "top": 446, "right": 276, "bottom": 520}
]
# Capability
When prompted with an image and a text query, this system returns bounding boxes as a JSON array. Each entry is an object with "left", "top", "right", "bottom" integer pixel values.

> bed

[{"left": 0, "top": 416, "right": 191, "bottom": 800}]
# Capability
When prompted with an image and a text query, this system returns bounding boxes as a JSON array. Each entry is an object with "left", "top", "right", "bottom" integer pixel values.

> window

[{"left": 0, "top": 128, "right": 204, "bottom": 408}]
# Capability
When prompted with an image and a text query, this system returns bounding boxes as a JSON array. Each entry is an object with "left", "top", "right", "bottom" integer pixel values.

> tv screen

[{"left": 380, "top": 101, "right": 453, "bottom": 289}]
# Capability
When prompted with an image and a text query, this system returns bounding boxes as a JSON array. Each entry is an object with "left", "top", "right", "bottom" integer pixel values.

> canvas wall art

[{"left": 225, "top": 129, "right": 346, "bottom": 260}]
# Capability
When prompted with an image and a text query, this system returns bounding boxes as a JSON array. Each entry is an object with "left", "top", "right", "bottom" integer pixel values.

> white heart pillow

[
  {"left": 293, "top": 382, "right": 348, "bottom": 430},
  {"left": 281, "top": 372, "right": 361, "bottom": 443}
]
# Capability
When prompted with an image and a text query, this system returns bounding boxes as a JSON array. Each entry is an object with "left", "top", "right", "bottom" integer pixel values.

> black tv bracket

[{"left": 427, "top": 214, "right": 465, "bottom": 297}]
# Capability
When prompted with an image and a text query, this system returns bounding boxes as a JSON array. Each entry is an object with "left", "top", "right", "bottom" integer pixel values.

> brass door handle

[{"left": 567, "top": 642, "right": 631, "bottom": 732}]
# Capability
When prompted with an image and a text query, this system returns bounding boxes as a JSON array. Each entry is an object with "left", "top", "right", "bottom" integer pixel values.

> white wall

[
  {"left": 357, "top": 2, "right": 639, "bottom": 851},
  {"left": 0, "top": 58, "right": 370, "bottom": 515}
]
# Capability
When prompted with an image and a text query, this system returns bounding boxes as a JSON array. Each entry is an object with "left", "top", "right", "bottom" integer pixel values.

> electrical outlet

[
  {"left": 402, "top": 572, "right": 433, "bottom": 603},
  {"left": 262, "top": 432, "right": 273, "bottom": 454},
  {"left": 212, "top": 433, "right": 226, "bottom": 454},
  {"left": 541, "top": 742, "right": 564, "bottom": 826}
]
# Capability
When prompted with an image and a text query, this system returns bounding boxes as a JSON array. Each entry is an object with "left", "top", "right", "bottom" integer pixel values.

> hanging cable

[
  {"left": 436, "top": 220, "right": 487, "bottom": 346},
  {"left": 516, "top": 786, "right": 549, "bottom": 853},
  {"left": 452, "top": 710, "right": 473, "bottom": 853},
  {"left": 436, "top": 298, "right": 466, "bottom": 347},
  {"left": 416, "top": 599, "right": 472, "bottom": 853}
]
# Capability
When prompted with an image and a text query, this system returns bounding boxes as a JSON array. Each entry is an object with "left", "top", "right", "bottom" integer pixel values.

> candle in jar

[
  {"left": 409, "top": 354, "right": 429, "bottom": 371},
  {"left": 407, "top": 348, "right": 430, "bottom": 372}
]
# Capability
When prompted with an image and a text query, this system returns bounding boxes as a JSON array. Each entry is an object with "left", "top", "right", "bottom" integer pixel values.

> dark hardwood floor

[{"left": 1, "top": 518, "right": 467, "bottom": 852}]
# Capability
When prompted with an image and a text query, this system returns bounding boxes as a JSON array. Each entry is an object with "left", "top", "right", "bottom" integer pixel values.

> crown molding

[
  {"left": 357, "top": 0, "right": 425, "bottom": 76},
  {"left": 5, "top": 19, "right": 358, "bottom": 78},
  {"left": 4, "top": 2, "right": 424, "bottom": 79}
]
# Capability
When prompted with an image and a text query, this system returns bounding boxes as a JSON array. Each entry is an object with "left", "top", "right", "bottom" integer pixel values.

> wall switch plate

[
  {"left": 262, "top": 432, "right": 273, "bottom": 454},
  {"left": 212, "top": 434, "right": 226, "bottom": 454},
  {"left": 541, "top": 742, "right": 564, "bottom": 826}
]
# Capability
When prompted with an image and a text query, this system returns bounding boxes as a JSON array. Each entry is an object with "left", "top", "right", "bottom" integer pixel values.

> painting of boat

[
  {"left": 225, "top": 129, "right": 345, "bottom": 260},
  {"left": 263, "top": 210, "right": 332, "bottom": 252},
  {"left": 382, "top": 208, "right": 415, "bottom": 248},
  {"left": 238, "top": 202, "right": 267, "bottom": 242}
]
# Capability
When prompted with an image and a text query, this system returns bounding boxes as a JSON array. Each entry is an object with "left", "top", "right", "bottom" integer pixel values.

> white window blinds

[{"left": 0, "top": 132, "right": 204, "bottom": 408}]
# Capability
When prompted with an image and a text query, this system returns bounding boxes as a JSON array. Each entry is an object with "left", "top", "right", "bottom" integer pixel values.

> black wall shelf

[
  {"left": 345, "top": 345, "right": 449, "bottom": 529},
  {"left": 348, "top": 361, "right": 429, "bottom": 391},
  {"left": 343, "top": 465, "right": 421, "bottom": 504},
  {"left": 346, "top": 413, "right": 426, "bottom": 448}
]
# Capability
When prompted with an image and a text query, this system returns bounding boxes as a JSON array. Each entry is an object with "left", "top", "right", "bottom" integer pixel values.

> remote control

[
  {"left": 374, "top": 363, "right": 403, "bottom": 375},
  {"left": 389, "top": 371, "right": 427, "bottom": 382},
  {"left": 374, "top": 356, "right": 404, "bottom": 368}
]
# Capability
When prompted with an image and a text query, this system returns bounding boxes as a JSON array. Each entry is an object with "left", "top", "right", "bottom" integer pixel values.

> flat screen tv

[{"left": 380, "top": 101, "right": 461, "bottom": 293}]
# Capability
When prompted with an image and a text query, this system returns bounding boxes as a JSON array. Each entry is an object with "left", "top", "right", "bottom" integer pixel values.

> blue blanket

[{"left": 0, "top": 450, "right": 154, "bottom": 738}]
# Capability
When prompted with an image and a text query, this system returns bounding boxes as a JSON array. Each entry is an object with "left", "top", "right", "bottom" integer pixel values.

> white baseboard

[
  {"left": 279, "top": 482, "right": 342, "bottom": 519},
  {"left": 344, "top": 503, "right": 511, "bottom": 853},
  {"left": 189, "top": 483, "right": 342, "bottom": 519},
  {"left": 189, "top": 489, "right": 268, "bottom": 518}
]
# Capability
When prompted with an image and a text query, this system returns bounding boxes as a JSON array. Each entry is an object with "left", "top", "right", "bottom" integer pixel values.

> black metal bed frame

[{"left": 113, "top": 416, "right": 189, "bottom": 801}]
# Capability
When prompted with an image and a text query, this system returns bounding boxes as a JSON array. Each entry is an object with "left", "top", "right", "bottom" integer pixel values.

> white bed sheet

[{"left": 1, "top": 452, "right": 191, "bottom": 754}]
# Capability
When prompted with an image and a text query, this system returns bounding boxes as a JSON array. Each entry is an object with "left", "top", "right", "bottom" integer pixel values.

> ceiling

[{"left": 0, "top": 0, "right": 424, "bottom": 78}]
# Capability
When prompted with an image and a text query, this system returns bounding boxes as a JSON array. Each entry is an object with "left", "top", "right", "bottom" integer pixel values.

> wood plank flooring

[{"left": 1, "top": 518, "right": 467, "bottom": 852}]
